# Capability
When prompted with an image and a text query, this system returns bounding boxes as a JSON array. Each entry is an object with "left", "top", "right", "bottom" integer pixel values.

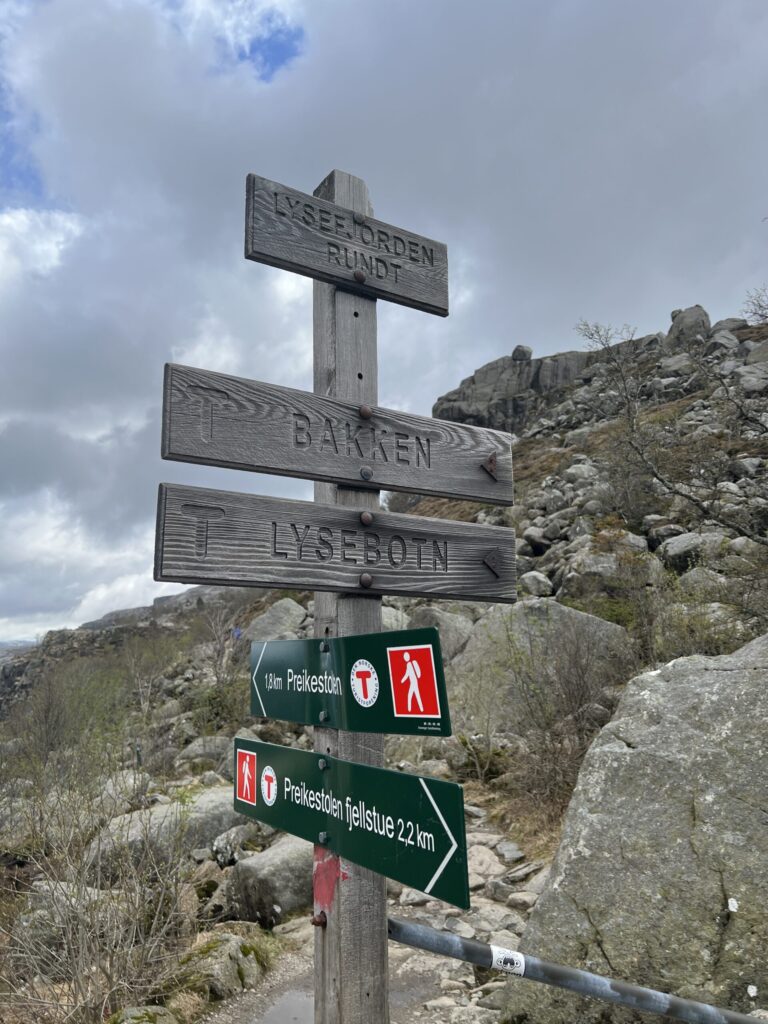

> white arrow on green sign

[
  {"left": 250, "top": 627, "right": 451, "bottom": 736},
  {"left": 233, "top": 738, "right": 469, "bottom": 909}
]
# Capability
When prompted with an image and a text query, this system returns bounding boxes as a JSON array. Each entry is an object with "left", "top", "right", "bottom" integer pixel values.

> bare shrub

[
  {"left": 1, "top": 765, "right": 192, "bottom": 1023},
  {"left": 742, "top": 284, "right": 768, "bottom": 325},
  {"left": 451, "top": 606, "right": 635, "bottom": 818},
  {"left": 500, "top": 612, "right": 634, "bottom": 816}
]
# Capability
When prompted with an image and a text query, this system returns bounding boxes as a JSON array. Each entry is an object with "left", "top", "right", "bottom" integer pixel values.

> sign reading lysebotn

[
  {"left": 154, "top": 483, "right": 516, "bottom": 603},
  {"left": 233, "top": 737, "right": 469, "bottom": 909},
  {"left": 250, "top": 627, "right": 450, "bottom": 736}
]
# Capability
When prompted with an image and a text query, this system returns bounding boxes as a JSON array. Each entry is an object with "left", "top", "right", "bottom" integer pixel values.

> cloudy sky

[{"left": 0, "top": 0, "right": 766, "bottom": 640}]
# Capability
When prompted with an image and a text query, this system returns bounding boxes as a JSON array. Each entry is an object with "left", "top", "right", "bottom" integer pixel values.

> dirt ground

[{"left": 203, "top": 916, "right": 504, "bottom": 1024}]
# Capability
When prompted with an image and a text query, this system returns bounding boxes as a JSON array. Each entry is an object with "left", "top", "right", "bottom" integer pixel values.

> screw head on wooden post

[
  {"left": 359, "top": 404, "right": 373, "bottom": 419},
  {"left": 359, "top": 573, "right": 373, "bottom": 589},
  {"left": 360, "top": 510, "right": 374, "bottom": 527},
  {"left": 360, "top": 466, "right": 374, "bottom": 481},
  {"left": 353, "top": 269, "right": 366, "bottom": 284}
]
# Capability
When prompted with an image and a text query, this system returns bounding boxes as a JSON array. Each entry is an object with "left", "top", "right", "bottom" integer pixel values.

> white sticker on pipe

[{"left": 490, "top": 945, "right": 526, "bottom": 976}]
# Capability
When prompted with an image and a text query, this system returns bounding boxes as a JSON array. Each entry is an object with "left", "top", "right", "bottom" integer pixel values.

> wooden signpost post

[{"left": 156, "top": 169, "right": 515, "bottom": 1023}]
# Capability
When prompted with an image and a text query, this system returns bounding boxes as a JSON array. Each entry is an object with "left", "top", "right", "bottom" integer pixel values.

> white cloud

[
  {"left": 0, "top": 208, "right": 84, "bottom": 286},
  {"left": 146, "top": 0, "right": 304, "bottom": 59},
  {"left": 69, "top": 572, "right": 186, "bottom": 626},
  {"left": 171, "top": 313, "right": 244, "bottom": 375},
  {"left": 1, "top": 0, "right": 768, "bottom": 643},
  {"left": 0, "top": 491, "right": 148, "bottom": 574}
]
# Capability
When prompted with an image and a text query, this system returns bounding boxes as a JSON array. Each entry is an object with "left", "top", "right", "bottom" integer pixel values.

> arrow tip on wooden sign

[{"left": 483, "top": 548, "right": 503, "bottom": 578}]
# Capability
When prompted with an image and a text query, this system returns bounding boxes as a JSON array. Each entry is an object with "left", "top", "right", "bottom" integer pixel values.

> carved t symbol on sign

[
  {"left": 186, "top": 385, "right": 231, "bottom": 443},
  {"left": 180, "top": 503, "right": 225, "bottom": 557}
]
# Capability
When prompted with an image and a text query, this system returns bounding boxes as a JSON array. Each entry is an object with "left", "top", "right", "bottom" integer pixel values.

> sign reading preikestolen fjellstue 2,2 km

[
  {"left": 250, "top": 627, "right": 451, "bottom": 736},
  {"left": 245, "top": 174, "right": 449, "bottom": 316},
  {"left": 233, "top": 737, "right": 469, "bottom": 909}
]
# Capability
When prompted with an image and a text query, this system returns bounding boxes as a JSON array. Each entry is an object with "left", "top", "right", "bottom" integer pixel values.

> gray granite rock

[
  {"left": 665, "top": 304, "right": 711, "bottom": 351},
  {"left": 231, "top": 834, "right": 313, "bottom": 925},
  {"left": 502, "top": 633, "right": 768, "bottom": 1022},
  {"left": 244, "top": 597, "right": 307, "bottom": 640},
  {"left": 407, "top": 604, "right": 473, "bottom": 661}
]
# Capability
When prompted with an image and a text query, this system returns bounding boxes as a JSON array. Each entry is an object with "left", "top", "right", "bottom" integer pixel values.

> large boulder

[
  {"left": 501, "top": 633, "right": 768, "bottom": 1023},
  {"left": 664, "top": 305, "right": 711, "bottom": 351},
  {"left": 231, "top": 834, "right": 313, "bottom": 926},
  {"left": 450, "top": 599, "right": 630, "bottom": 734},
  {"left": 244, "top": 598, "right": 307, "bottom": 640},
  {"left": 91, "top": 786, "right": 241, "bottom": 875},
  {"left": 407, "top": 604, "right": 473, "bottom": 661},
  {"left": 659, "top": 531, "right": 728, "bottom": 572},
  {"left": 171, "top": 930, "right": 273, "bottom": 999},
  {"left": 175, "top": 734, "right": 231, "bottom": 770}
]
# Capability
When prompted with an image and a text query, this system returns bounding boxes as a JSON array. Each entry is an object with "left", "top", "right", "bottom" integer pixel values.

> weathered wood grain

[
  {"left": 154, "top": 482, "right": 516, "bottom": 603},
  {"left": 245, "top": 173, "right": 449, "bottom": 317},
  {"left": 310, "top": 170, "right": 388, "bottom": 1024},
  {"left": 162, "top": 363, "right": 514, "bottom": 505}
]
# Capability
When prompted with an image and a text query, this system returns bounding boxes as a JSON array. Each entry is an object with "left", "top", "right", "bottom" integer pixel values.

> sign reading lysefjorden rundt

[
  {"left": 155, "top": 483, "right": 516, "bottom": 603},
  {"left": 162, "top": 363, "right": 513, "bottom": 505},
  {"left": 250, "top": 627, "right": 450, "bottom": 736},
  {"left": 233, "top": 738, "right": 469, "bottom": 909},
  {"left": 245, "top": 174, "right": 449, "bottom": 316}
]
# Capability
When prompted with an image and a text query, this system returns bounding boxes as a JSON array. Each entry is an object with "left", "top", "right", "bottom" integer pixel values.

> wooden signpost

[
  {"left": 246, "top": 173, "right": 449, "bottom": 316},
  {"left": 155, "top": 482, "right": 516, "bottom": 602},
  {"left": 156, "top": 169, "right": 515, "bottom": 1023},
  {"left": 162, "top": 362, "right": 513, "bottom": 504}
]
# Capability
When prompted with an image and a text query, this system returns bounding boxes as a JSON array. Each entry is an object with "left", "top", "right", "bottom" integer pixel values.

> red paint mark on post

[{"left": 313, "top": 846, "right": 342, "bottom": 912}]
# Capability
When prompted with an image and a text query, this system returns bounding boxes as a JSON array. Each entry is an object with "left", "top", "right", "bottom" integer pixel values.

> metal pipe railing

[{"left": 388, "top": 917, "right": 757, "bottom": 1024}]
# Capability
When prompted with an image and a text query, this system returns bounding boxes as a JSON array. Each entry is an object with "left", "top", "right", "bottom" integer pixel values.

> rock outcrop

[
  {"left": 501, "top": 632, "right": 768, "bottom": 1022},
  {"left": 433, "top": 305, "right": 768, "bottom": 437}
]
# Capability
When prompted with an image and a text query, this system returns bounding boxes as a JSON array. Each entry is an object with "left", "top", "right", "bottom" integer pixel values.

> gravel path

[{"left": 201, "top": 916, "right": 503, "bottom": 1024}]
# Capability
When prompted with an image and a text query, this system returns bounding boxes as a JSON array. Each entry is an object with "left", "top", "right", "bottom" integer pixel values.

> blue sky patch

[
  {"left": 0, "top": 86, "right": 44, "bottom": 206},
  {"left": 238, "top": 20, "right": 304, "bottom": 81}
]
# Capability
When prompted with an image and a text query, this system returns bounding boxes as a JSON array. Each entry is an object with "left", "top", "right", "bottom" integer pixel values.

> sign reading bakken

[
  {"left": 155, "top": 483, "right": 516, "bottom": 603},
  {"left": 245, "top": 174, "right": 449, "bottom": 316},
  {"left": 162, "top": 363, "right": 513, "bottom": 505},
  {"left": 251, "top": 627, "right": 451, "bottom": 736},
  {"left": 234, "top": 738, "right": 469, "bottom": 908}
]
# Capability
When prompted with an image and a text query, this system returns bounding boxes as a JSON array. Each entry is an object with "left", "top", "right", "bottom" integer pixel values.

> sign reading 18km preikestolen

[
  {"left": 234, "top": 737, "right": 470, "bottom": 909},
  {"left": 251, "top": 627, "right": 450, "bottom": 736}
]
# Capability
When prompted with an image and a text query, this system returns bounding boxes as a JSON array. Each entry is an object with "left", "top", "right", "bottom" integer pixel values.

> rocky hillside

[
  {"left": 1, "top": 302, "right": 767, "bottom": 1023},
  {"left": 434, "top": 304, "right": 768, "bottom": 438}
]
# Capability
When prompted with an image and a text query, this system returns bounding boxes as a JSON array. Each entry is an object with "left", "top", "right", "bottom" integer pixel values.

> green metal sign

[
  {"left": 233, "top": 738, "right": 470, "bottom": 909},
  {"left": 250, "top": 627, "right": 451, "bottom": 736}
]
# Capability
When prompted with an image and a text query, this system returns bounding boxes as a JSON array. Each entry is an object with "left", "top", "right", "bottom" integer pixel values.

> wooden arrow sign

[
  {"left": 155, "top": 483, "right": 516, "bottom": 603},
  {"left": 162, "top": 364, "right": 514, "bottom": 506},
  {"left": 245, "top": 173, "right": 449, "bottom": 316}
]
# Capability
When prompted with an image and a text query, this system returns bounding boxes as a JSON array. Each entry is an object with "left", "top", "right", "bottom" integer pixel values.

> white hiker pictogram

[
  {"left": 400, "top": 651, "right": 424, "bottom": 713},
  {"left": 241, "top": 755, "right": 253, "bottom": 800}
]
